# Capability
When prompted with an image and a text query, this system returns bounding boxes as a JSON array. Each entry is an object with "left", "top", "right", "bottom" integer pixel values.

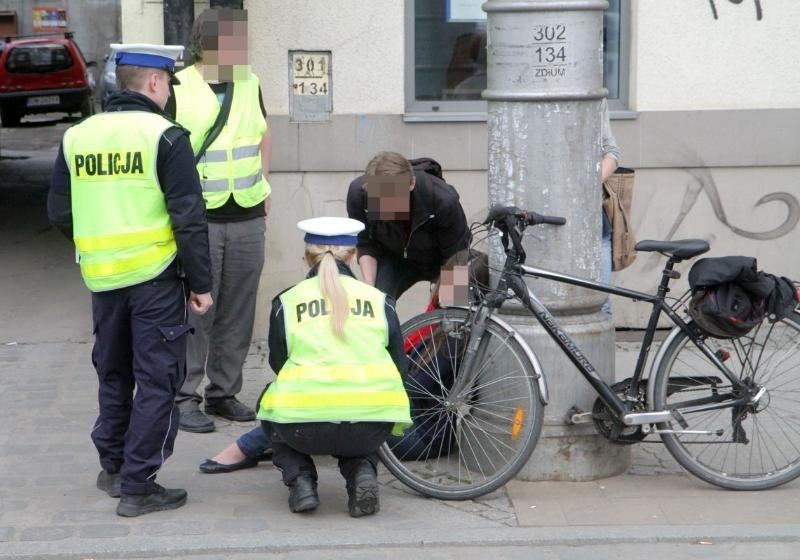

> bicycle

[{"left": 378, "top": 205, "right": 800, "bottom": 499}]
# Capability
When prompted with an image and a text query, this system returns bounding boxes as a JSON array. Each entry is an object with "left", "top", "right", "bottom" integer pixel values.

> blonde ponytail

[{"left": 304, "top": 244, "right": 356, "bottom": 338}]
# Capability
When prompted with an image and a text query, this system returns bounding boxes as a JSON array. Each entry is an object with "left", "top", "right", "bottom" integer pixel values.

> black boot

[
  {"left": 346, "top": 461, "right": 379, "bottom": 518},
  {"left": 96, "top": 470, "right": 121, "bottom": 498},
  {"left": 288, "top": 474, "right": 319, "bottom": 513},
  {"left": 116, "top": 484, "right": 188, "bottom": 517}
]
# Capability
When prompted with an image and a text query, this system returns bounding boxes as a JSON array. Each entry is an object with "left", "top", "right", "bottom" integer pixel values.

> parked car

[
  {"left": 100, "top": 49, "right": 118, "bottom": 106},
  {"left": 0, "top": 32, "right": 96, "bottom": 126}
]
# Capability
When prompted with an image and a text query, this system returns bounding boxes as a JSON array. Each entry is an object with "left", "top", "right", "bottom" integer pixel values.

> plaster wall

[
  {"left": 248, "top": 0, "right": 405, "bottom": 115},
  {"left": 120, "top": 0, "right": 209, "bottom": 46},
  {"left": 632, "top": 0, "right": 800, "bottom": 111}
]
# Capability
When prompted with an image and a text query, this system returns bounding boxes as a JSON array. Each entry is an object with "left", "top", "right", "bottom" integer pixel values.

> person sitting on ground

[{"left": 257, "top": 216, "right": 411, "bottom": 517}]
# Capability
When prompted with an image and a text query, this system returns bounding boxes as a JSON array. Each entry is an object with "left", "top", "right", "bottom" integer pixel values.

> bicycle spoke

[
  {"left": 380, "top": 308, "right": 543, "bottom": 499},
  {"left": 654, "top": 312, "right": 800, "bottom": 489}
]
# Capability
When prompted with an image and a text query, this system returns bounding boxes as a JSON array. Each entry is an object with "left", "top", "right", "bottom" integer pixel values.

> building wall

[
  {"left": 121, "top": 0, "right": 207, "bottom": 46},
  {"left": 121, "top": 0, "right": 800, "bottom": 332},
  {"left": 0, "top": 0, "right": 119, "bottom": 67},
  {"left": 632, "top": 0, "right": 800, "bottom": 111}
]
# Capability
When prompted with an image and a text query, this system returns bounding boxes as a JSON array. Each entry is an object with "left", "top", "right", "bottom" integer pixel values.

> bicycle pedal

[{"left": 566, "top": 407, "right": 593, "bottom": 425}]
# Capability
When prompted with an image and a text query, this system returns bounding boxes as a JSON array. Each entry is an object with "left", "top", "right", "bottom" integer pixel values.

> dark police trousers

[
  {"left": 263, "top": 421, "right": 393, "bottom": 485},
  {"left": 90, "top": 277, "right": 191, "bottom": 495}
]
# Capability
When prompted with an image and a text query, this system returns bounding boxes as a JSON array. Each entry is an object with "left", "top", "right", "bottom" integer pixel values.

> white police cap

[
  {"left": 297, "top": 217, "right": 365, "bottom": 246},
  {"left": 111, "top": 43, "right": 183, "bottom": 77}
]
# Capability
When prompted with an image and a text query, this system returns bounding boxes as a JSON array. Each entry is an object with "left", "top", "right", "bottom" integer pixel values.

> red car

[{"left": 0, "top": 32, "right": 95, "bottom": 126}]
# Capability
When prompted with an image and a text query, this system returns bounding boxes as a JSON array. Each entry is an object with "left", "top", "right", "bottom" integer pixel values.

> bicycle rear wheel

[
  {"left": 652, "top": 311, "right": 800, "bottom": 490},
  {"left": 378, "top": 307, "right": 544, "bottom": 500}
]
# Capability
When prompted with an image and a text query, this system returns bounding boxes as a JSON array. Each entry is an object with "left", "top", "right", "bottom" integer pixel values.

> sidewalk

[{"left": 1, "top": 338, "right": 799, "bottom": 559}]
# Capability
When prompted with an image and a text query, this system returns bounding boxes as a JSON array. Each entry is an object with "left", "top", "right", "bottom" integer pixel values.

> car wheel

[
  {"left": 80, "top": 97, "right": 96, "bottom": 119},
  {"left": 0, "top": 105, "right": 21, "bottom": 127}
]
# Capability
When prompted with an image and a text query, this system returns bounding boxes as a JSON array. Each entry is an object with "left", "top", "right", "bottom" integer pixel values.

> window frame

[{"left": 404, "top": 0, "right": 631, "bottom": 122}]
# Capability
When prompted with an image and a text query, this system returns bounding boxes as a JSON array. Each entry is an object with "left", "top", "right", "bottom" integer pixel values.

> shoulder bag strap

[{"left": 194, "top": 82, "right": 235, "bottom": 164}]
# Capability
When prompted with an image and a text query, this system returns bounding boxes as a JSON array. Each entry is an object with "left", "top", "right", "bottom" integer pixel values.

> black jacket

[
  {"left": 48, "top": 91, "right": 212, "bottom": 294},
  {"left": 346, "top": 170, "right": 470, "bottom": 276}
]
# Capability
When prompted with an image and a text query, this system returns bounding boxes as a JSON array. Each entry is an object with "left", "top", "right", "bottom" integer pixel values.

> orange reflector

[{"left": 511, "top": 406, "right": 525, "bottom": 440}]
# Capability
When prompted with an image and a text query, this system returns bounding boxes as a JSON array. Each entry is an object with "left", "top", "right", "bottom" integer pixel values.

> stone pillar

[{"left": 483, "top": 0, "right": 629, "bottom": 480}]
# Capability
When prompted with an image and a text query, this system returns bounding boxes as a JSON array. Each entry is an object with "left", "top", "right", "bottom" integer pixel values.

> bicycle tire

[
  {"left": 378, "top": 307, "right": 544, "bottom": 500},
  {"left": 652, "top": 311, "right": 800, "bottom": 490}
]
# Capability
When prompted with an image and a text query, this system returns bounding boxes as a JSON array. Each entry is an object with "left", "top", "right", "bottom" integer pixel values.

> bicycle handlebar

[
  {"left": 484, "top": 205, "right": 566, "bottom": 227},
  {"left": 483, "top": 205, "right": 566, "bottom": 264}
]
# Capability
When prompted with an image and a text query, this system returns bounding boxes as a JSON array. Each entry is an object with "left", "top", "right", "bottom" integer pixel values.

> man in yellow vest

[
  {"left": 48, "top": 44, "right": 213, "bottom": 517},
  {"left": 258, "top": 217, "right": 411, "bottom": 517},
  {"left": 169, "top": 7, "right": 272, "bottom": 433}
]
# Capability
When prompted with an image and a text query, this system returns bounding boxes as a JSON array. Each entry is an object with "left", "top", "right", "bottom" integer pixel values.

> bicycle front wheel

[
  {"left": 652, "top": 311, "right": 800, "bottom": 490},
  {"left": 378, "top": 307, "right": 544, "bottom": 500}
]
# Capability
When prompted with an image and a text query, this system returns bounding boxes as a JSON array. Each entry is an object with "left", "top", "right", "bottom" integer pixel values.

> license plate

[{"left": 27, "top": 95, "right": 59, "bottom": 107}]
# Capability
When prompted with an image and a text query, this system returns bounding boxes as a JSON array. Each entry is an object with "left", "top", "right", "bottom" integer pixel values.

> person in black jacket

[
  {"left": 346, "top": 152, "right": 470, "bottom": 300},
  {"left": 48, "top": 44, "right": 212, "bottom": 517}
]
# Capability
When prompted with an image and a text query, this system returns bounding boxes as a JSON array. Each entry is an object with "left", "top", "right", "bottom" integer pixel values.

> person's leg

[
  {"left": 119, "top": 279, "right": 188, "bottom": 500},
  {"left": 204, "top": 218, "right": 266, "bottom": 418},
  {"left": 334, "top": 422, "right": 393, "bottom": 517},
  {"left": 601, "top": 211, "right": 613, "bottom": 317},
  {"left": 236, "top": 425, "right": 272, "bottom": 459},
  {"left": 268, "top": 422, "right": 319, "bottom": 513},
  {"left": 89, "top": 290, "right": 133, "bottom": 497},
  {"left": 177, "top": 222, "right": 225, "bottom": 430},
  {"left": 375, "top": 255, "right": 430, "bottom": 301},
  {"left": 198, "top": 426, "right": 272, "bottom": 473}
]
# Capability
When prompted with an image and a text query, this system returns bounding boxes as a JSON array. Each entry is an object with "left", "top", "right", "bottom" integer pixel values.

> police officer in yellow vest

[
  {"left": 168, "top": 7, "right": 272, "bottom": 433},
  {"left": 258, "top": 217, "right": 411, "bottom": 517},
  {"left": 48, "top": 44, "right": 213, "bottom": 517}
]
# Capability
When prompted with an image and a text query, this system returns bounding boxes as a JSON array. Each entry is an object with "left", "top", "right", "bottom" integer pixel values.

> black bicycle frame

[{"left": 495, "top": 257, "right": 750, "bottom": 419}]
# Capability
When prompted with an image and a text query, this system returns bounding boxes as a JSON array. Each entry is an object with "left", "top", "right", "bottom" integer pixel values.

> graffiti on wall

[
  {"left": 708, "top": 0, "right": 763, "bottom": 21},
  {"left": 663, "top": 168, "right": 800, "bottom": 243}
]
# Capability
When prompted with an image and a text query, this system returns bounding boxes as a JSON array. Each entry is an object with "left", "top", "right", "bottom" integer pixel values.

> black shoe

[
  {"left": 179, "top": 409, "right": 215, "bottom": 433},
  {"left": 288, "top": 475, "right": 319, "bottom": 513},
  {"left": 96, "top": 470, "right": 121, "bottom": 498},
  {"left": 347, "top": 462, "right": 379, "bottom": 518},
  {"left": 199, "top": 456, "right": 258, "bottom": 474},
  {"left": 116, "top": 485, "right": 188, "bottom": 517},
  {"left": 204, "top": 397, "right": 256, "bottom": 422}
]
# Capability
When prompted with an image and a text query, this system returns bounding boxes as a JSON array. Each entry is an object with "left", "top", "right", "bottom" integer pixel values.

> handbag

[{"left": 602, "top": 167, "right": 637, "bottom": 271}]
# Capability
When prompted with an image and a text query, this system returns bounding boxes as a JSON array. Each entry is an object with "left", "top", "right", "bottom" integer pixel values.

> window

[
  {"left": 405, "top": 0, "right": 629, "bottom": 119},
  {"left": 6, "top": 44, "right": 73, "bottom": 73}
]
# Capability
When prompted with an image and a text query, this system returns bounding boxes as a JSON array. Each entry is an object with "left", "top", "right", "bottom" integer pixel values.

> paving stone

[
  {"left": 214, "top": 518, "right": 271, "bottom": 534},
  {"left": 78, "top": 524, "right": 131, "bottom": 539},
  {"left": 134, "top": 521, "right": 215, "bottom": 537},
  {"left": 0, "top": 527, "right": 14, "bottom": 542},
  {"left": 19, "top": 525, "right": 74, "bottom": 541},
  {"left": 51, "top": 510, "right": 110, "bottom": 523}
]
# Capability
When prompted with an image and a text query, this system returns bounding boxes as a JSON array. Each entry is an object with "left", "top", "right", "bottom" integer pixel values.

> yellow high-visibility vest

[
  {"left": 258, "top": 275, "right": 411, "bottom": 434},
  {"left": 173, "top": 65, "right": 270, "bottom": 209},
  {"left": 62, "top": 111, "right": 177, "bottom": 292}
]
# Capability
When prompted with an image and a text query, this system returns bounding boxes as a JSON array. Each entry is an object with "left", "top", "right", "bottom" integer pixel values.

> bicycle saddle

[{"left": 634, "top": 239, "right": 710, "bottom": 260}]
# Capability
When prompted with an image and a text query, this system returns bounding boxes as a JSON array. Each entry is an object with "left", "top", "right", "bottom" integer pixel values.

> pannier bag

[
  {"left": 689, "top": 282, "right": 766, "bottom": 339},
  {"left": 687, "top": 256, "right": 797, "bottom": 339}
]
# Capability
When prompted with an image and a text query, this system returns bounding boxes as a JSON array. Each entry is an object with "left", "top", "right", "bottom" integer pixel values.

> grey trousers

[{"left": 177, "top": 217, "right": 266, "bottom": 409}]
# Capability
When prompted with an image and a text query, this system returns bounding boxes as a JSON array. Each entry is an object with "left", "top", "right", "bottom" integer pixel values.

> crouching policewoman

[{"left": 257, "top": 217, "right": 411, "bottom": 517}]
